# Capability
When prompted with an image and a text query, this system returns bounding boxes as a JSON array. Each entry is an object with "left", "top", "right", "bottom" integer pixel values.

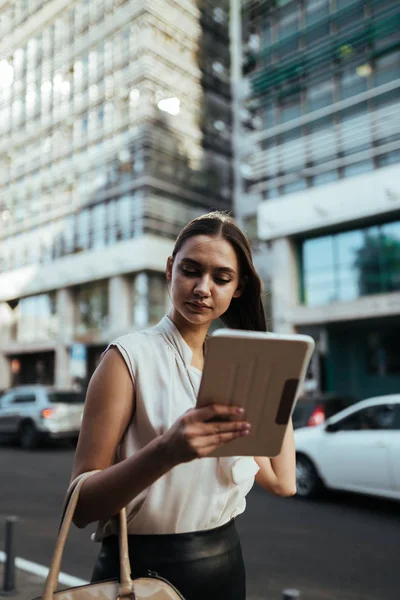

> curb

[{"left": 0, "top": 552, "right": 89, "bottom": 588}]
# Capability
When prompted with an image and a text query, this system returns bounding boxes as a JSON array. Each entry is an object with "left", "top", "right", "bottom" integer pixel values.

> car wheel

[
  {"left": 296, "top": 454, "right": 322, "bottom": 498},
  {"left": 19, "top": 422, "right": 40, "bottom": 450}
]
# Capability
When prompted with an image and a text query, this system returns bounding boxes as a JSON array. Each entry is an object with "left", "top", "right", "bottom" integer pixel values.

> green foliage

[{"left": 354, "top": 232, "right": 400, "bottom": 296}]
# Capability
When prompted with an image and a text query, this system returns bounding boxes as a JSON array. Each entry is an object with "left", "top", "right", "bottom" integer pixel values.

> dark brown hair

[{"left": 171, "top": 211, "right": 267, "bottom": 331}]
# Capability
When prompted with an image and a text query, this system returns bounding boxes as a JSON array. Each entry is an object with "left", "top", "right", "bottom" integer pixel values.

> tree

[{"left": 354, "top": 231, "right": 400, "bottom": 296}]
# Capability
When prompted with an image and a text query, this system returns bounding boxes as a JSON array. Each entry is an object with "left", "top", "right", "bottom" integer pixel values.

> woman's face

[{"left": 167, "top": 235, "right": 243, "bottom": 326}]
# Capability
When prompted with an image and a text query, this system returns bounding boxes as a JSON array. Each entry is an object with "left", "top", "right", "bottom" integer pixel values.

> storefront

[
  {"left": 8, "top": 351, "right": 55, "bottom": 386},
  {"left": 325, "top": 318, "right": 400, "bottom": 400}
]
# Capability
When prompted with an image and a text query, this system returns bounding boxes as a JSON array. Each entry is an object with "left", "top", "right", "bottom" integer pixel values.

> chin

[{"left": 180, "top": 305, "right": 215, "bottom": 325}]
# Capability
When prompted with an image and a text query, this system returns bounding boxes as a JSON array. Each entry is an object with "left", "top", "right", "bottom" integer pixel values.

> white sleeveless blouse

[{"left": 95, "top": 315, "right": 259, "bottom": 539}]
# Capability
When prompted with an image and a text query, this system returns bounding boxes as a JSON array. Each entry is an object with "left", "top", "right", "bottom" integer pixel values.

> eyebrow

[{"left": 181, "top": 258, "right": 236, "bottom": 276}]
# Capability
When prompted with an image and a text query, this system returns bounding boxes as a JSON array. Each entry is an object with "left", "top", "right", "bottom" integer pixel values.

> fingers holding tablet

[{"left": 162, "top": 403, "right": 252, "bottom": 463}]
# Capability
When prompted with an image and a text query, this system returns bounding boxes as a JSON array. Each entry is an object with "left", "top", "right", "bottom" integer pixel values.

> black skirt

[{"left": 91, "top": 518, "right": 246, "bottom": 600}]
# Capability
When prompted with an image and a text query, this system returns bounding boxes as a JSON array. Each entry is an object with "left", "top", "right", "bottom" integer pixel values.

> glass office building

[
  {"left": 0, "top": 0, "right": 232, "bottom": 387},
  {"left": 237, "top": 0, "right": 400, "bottom": 398}
]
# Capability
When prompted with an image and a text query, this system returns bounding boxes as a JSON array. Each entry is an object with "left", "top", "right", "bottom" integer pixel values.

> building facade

[
  {"left": 0, "top": 0, "right": 232, "bottom": 388},
  {"left": 237, "top": 0, "right": 400, "bottom": 399}
]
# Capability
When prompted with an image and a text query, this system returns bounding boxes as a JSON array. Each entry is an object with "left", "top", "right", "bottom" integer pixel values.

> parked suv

[
  {"left": 292, "top": 393, "right": 357, "bottom": 429},
  {"left": 0, "top": 385, "right": 85, "bottom": 449}
]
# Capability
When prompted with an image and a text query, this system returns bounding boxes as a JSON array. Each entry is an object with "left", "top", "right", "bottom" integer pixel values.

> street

[{"left": 0, "top": 444, "right": 399, "bottom": 600}]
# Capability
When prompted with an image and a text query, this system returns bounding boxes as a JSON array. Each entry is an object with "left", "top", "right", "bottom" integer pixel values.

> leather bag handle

[{"left": 42, "top": 471, "right": 134, "bottom": 599}]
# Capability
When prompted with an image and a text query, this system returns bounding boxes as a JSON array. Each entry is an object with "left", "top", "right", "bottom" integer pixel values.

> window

[
  {"left": 393, "top": 406, "right": 400, "bottom": 430},
  {"left": 281, "top": 128, "right": 306, "bottom": 173},
  {"left": 264, "top": 103, "right": 276, "bottom": 128},
  {"left": 92, "top": 203, "right": 106, "bottom": 248},
  {"left": 367, "top": 332, "right": 400, "bottom": 375},
  {"left": 12, "top": 394, "right": 36, "bottom": 404},
  {"left": 261, "top": 23, "right": 272, "bottom": 66},
  {"left": 77, "top": 209, "right": 90, "bottom": 250},
  {"left": 63, "top": 215, "right": 75, "bottom": 254},
  {"left": 279, "top": 3, "right": 298, "bottom": 37},
  {"left": 312, "top": 171, "right": 339, "bottom": 187},
  {"left": 130, "top": 272, "right": 167, "bottom": 328},
  {"left": 375, "top": 50, "right": 400, "bottom": 86},
  {"left": 278, "top": 8, "right": 298, "bottom": 59},
  {"left": 303, "top": 221, "right": 400, "bottom": 306},
  {"left": 76, "top": 281, "right": 109, "bottom": 334},
  {"left": 14, "top": 293, "right": 58, "bottom": 343},
  {"left": 335, "top": 230, "right": 364, "bottom": 301},
  {"left": 343, "top": 160, "right": 373, "bottom": 178},
  {"left": 148, "top": 273, "right": 167, "bottom": 326},
  {"left": 118, "top": 196, "right": 133, "bottom": 239},
  {"left": 305, "top": 20, "right": 329, "bottom": 46},
  {"left": 307, "top": 81, "right": 333, "bottom": 112},
  {"left": 339, "top": 69, "right": 367, "bottom": 101},
  {"left": 309, "top": 115, "right": 336, "bottom": 165},
  {"left": 305, "top": 0, "right": 329, "bottom": 26},
  {"left": 279, "top": 96, "right": 301, "bottom": 124},
  {"left": 303, "top": 236, "right": 336, "bottom": 306},
  {"left": 243, "top": 215, "right": 258, "bottom": 241},
  {"left": 336, "top": 0, "right": 365, "bottom": 33},
  {"left": 336, "top": 404, "right": 398, "bottom": 431},
  {"left": 283, "top": 178, "right": 307, "bottom": 195},
  {"left": 48, "top": 392, "right": 85, "bottom": 404}
]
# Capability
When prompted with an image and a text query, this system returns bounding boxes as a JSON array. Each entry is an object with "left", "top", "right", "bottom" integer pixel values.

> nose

[{"left": 193, "top": 275, "right": 212, "bottom": 298}]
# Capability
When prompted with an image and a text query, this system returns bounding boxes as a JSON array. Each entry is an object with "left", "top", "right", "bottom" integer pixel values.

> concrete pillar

[
  {"left": 0, "top": 302, "right": 12, "bottom": 344},
  {"left": 109, "top": 275, "right": 131, "bottom": 336},
  {"left": 271, "top": 238, "right": 299, "bottom": 333},
  {"left": 0, "top": 302, "right": 13, "bottom": 388},
  {"left": 55, "top": 288, "right": 75, "bottom": 388},
  {"left": 0, "top": 354, "right": 11, "bottom": 389},
  {"left": 132, "top": 272, "right": 149, "bottom": 329},
  {"left": 57, "top": 288, "right": 75, "bottom": 344},
  {"left": 55, "top": 344, "right": 71, "bottom": 388},
  {"left": 230, "top": 0, "right": 244, "bottom": 222}
]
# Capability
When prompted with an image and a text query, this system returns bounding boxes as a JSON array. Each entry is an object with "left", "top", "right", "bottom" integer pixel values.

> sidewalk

[
  {"left": 0, "top": 564, "right": 44, "bottom": 599},
  {"left": 0, "top": 563, "right": 288, "bottom": 600},
  {"left": 0, "top": 555, "right": 90, "bottom": 600}
]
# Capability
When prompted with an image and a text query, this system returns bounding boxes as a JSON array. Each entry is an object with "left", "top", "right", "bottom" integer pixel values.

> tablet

[{"left": 196, "top": 329, "right": 315, "bottom": 457}]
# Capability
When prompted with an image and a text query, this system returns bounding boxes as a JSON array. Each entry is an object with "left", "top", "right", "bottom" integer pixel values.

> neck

[{"left": 167, "top": 309, "right": 209, "bottom": 357}]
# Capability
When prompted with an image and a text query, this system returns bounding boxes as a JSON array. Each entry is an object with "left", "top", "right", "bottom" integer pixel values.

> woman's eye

[
  {"left": 181, "top": 267, "right": 197, "bottom": 276},
  {"left": 215, "top": 278, "right": 231, "bottom": 285}
]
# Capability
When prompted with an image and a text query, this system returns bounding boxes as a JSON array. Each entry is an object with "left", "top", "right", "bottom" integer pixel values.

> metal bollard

[
  {"left": 1, "top": 516, "right": 18, "bottom": 596},
  {"left": 282, "top": 590, "right": 301, "bottom": 600}
]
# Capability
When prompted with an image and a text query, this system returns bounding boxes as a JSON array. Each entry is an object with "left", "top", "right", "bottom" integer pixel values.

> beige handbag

[{"left": 33, "top": 471, "right": 185, "bottom": 600}]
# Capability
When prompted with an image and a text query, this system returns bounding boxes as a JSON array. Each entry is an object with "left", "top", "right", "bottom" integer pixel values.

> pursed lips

[{"left": 187, "top": 301, "right": 212, "bottom": 309}]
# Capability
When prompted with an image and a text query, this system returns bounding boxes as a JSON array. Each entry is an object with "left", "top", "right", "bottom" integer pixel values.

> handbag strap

[{"left": 43, "top": 471, "right": 134, "bottom": 600}]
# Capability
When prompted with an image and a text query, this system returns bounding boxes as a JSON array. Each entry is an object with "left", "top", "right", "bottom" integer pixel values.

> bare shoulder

[
  {"left": 92, "top": 345, "right": 134, "bottom": 390},
  {"left": 71, "top": 346, "right": 135, "bottom": 480}
]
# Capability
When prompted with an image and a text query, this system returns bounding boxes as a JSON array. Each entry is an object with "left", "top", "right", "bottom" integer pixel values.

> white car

[
  {"left": 294, "top": 395, "right": 400, "bottom": 501},
  {"left": 0, "top": 385, "right": 85, "bottom": 449}
]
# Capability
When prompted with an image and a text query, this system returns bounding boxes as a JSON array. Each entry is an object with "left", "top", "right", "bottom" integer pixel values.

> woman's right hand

[{"left": 161, "top": 404, "right": 251, "bottom": 465}]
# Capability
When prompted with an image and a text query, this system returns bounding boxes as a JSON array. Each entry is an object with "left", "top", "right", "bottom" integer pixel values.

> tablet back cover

[{"left": 197, "top": 332, "right": 314, "bottom": 457}]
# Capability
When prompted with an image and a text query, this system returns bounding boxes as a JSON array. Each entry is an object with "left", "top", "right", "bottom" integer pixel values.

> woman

[{"left": 71, "top": 211, "right": 296, "bottom": 600}]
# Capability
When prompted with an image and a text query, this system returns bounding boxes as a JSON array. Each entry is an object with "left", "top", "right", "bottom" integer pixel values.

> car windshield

[{"left": 48, "top": 392, "right": 85, "bottom": 404}]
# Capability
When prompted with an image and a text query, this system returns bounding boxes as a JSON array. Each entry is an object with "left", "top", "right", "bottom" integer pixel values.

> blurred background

[
  {"left": 0, "top": 1, "right": 399, "bottom": 598},
  {"left": 0, "top": 0, "right": 400, "bottom": 397},
  {"left": 0, "top": 0, "right": 400, "bottom": 398}
]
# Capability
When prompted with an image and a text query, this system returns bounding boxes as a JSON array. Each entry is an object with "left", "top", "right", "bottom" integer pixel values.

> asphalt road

[{"left": 0, "top": 443, "right": 399, "bottom": 600}]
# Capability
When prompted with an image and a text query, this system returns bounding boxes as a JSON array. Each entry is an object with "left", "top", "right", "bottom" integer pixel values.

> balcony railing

[
  {"left": 250, "top": 5, "right": 400, "bottom": 98},
  {"left": 245, "top": 102, "right": 400, "bottom": 188}
]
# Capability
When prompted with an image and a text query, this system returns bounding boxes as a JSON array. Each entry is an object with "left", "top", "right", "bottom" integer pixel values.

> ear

[
  {"left": 232, "top": 276, "right": 248, "bottom": 299},
  {"left": 166, "top": 256, "right": 173, "bottom": 283}
]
